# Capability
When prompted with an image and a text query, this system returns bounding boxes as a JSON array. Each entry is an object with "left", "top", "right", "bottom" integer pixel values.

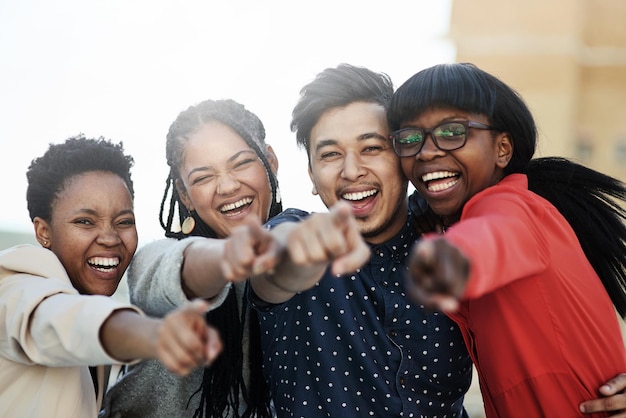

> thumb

[{"left": 187, "top": 298, "right": 209, "bottom": 314}]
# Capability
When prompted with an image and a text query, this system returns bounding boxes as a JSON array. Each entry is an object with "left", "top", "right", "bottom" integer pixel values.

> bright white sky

[{"left": 0, "top": 0, "right": 455, "bottom": 244}]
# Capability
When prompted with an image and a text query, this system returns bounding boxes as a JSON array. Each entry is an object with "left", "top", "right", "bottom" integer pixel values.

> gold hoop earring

[{"left": 181, "top": 214, "right": 196, "bottom": 234}]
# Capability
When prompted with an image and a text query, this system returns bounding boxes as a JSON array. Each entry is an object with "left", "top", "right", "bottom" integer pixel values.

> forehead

[
  {"left": 183, "top": 121, "right": 255, "bottom": 165},
  {"left": 310, "top": 102, "right": 388, "bottom": 150},
  {"left": 55, "top": 171, "right": 132, "bottom": 212}
]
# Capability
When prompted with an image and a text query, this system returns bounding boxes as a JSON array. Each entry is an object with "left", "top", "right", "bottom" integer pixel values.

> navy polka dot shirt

[{"left": 251, "top": 209, "right": 473, "bottom": 417}]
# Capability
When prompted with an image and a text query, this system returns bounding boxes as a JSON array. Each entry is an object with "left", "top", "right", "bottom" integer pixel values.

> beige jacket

[{"left": 0, "top": 245, "right": 139, "bottom": 418}]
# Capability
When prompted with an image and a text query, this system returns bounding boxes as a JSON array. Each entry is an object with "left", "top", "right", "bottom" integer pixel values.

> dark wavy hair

[
  {"left": 161, "top": 99, "right": 275, "bottom": 418},
  {"left": 291, "top": 63, "right": 394, "bottom": 159},
  {"left": 389, "top": 62, "right": 626, "bottom": 318},
  {"left": 27, "top": 134, "right": 134, "bottom": 222}
]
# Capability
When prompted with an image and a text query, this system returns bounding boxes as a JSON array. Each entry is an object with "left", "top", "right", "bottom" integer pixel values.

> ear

[
  {"left": 175, "top": 179, "right": 194, "bottom": 212},
  {"left": 308, "top": 165, "right": 318, "bottom": 195},
  {"left": 496, "top": 132, "right": 514, "bottom": 169},
  {"left": 33, "top": 217, "right": 51, "bottom": 248},
  {"left": 265, "top": 144, "right": 279, "bottom": 174}
]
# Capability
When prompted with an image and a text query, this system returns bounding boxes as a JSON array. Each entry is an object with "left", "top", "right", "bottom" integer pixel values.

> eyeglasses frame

[{"left": 390, "top": 120, "right": 498, "bottom": 157}]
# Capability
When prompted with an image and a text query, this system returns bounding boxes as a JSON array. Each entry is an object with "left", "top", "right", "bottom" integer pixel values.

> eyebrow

[
  {"left": 186, "top": 149, "right": 257, "bottom": 180},
  {"left": 313, "top": 132, "right": 388, "bottom": 153},
  {"left": 73, "top": 208, "right": 135, "bottom": 217}
]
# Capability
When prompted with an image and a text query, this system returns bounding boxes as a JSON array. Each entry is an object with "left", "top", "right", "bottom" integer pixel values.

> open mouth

[
  {"left": 88, "top": 256, "right": 120, "bottom": 272},
  {"left": 219, "top": 197, "right": 253, "bottom": 214},
  {"left": 342, "top": 189, "right": 378, "bottom": 201},
  {"left": 422, "top": 171, "right": 460, "bottom": 192}
]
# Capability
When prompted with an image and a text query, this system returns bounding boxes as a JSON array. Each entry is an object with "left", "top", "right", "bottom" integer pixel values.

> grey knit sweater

[{"left": 100, "top": 237, "right": 250, "bottom": 418}]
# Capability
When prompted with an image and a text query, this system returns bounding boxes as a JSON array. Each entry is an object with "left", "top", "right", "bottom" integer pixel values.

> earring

[
  {"left": 181, "top": 213, "right": 196, "bottom": 235},
  {"left": 42, "top": 240, "right": 48, "bottom": 246}
]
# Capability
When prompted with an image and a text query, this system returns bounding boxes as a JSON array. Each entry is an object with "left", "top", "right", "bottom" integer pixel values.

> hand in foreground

[
  {"left": 285, "top": 201, "right": 370, "bottom": 276},
  {"left": 406, "top": 237, "right": 469, "bottom": 312},
  {"left": 580, "top": 373, "right": 626, "bottom": 416},
  {"left": 156, "top": 299, "right": 222, "bottom": 376},
  {"left": 220, "top": 215, "right": 282, "bottom": 281}
]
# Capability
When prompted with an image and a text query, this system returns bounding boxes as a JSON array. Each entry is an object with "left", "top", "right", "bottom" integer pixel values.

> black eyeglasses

[{"left": 390, "top": 120, "right": 498, "bottom": 157}]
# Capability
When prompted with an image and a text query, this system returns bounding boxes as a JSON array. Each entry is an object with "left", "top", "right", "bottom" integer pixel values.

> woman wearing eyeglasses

[{"left": 388, "top": 62, "right": 626, "bottom": 417}]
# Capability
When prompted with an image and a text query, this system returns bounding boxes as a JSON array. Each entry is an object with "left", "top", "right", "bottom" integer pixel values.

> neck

[{"left": 362, "top": 200, "right": 409, "bottom": 245}]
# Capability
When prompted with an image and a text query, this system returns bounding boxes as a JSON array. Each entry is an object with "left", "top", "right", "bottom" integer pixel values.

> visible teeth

[
  {"left": 88, "top": 257, "right": 119, "bottom": 270},
  {"left": 220, "top": 197, "right": 252, "bottom": 212},
  {"left": 427, "top": 178, "right": 459, "bottom": 192},
  {"left": 422, "top": 171, "right": 457, "bottom": 182},
  {"left": 342, "top": 189, "right": 377, "bottom": 201}
]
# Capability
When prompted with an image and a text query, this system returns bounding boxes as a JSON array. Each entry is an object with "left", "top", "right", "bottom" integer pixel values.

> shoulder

[
  {"left": 463, "top": 174, "right": 552, "bottom": 224},
  {"left": 264, "top": 208, "right": 310, "bottom": 229},
  {"left": 467, "top": 174, "right": 530, "bottom": 208},
  {"left": 0, "top": 244, "right": 67, "bottom": 280},
  {"left": 133, "top": 237, "right": 206, "bottom": 263}
]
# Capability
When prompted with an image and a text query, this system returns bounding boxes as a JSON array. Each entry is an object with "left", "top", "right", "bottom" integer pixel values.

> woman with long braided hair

[{"left": 102, "top": 99, "right": 279, "bottom": 418}]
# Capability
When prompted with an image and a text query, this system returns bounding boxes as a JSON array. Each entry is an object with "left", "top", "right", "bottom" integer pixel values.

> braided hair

[{"left": 161, "top": 99, "right": 277, "bottom": 417}]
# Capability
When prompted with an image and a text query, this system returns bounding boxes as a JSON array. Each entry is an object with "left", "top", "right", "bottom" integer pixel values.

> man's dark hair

[{"left": 291, "top": 63, "right": 394, "bottom": 158}]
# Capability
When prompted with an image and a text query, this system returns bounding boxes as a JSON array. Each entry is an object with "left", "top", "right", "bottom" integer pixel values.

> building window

[
  {"left": 574, "top": 140, "right": 593, "bottom": 163},
  {"left": 614, "top": 137, "right": 626, "bottom": 165}
]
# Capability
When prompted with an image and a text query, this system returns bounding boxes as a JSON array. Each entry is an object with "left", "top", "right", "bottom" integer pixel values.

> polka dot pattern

[{"left": 254, "top": 212, "right": 473, "bottom": 417}]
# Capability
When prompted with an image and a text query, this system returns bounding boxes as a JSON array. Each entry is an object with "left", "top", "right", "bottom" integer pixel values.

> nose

[
  {"left": 96, "top": 226, "right": 122, "bottom": 247},
  {"left": 341, "top": 152, "right": 367, "bottom": 180},
  {"left": 216, "top": 172, "right": 240, "bottom": 195},
  {"left": 417, "top": 133, "right": 444, "bottom": 161}
]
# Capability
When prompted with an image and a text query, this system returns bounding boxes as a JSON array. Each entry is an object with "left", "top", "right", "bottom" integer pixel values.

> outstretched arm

[
  {"left": 579, "top": 373, "right": 626, "bottom": 416},
  {"left": 179, "top": 239, "right": 234, "bottom": 300},
  {"left": 245, "top": 201, "right": 370, "bottom": 304},
  {"left": 406, "top": 237, "right": 470, "bottom": 312},
  {"left": 100, "top": 299, "right": 222, "bottom": 376}
]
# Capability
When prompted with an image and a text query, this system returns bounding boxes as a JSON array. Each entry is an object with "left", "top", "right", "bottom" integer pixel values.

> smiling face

[
  {"left": 307, "top": 101, "right": 408, "bottom": 245},
  {"left": 176, "top": 121, "right": 277, "bottom": 238},
  {"left": 399, "top": 107, "right": 513, "bottom": 226},
  {"left": 34, "top": 171, "right": 138, "bottom": 296}
]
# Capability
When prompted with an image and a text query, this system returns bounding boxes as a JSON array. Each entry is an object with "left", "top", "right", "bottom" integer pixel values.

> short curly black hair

[{"left": 26, "top": 134, "right": 135, "bottom": 222}]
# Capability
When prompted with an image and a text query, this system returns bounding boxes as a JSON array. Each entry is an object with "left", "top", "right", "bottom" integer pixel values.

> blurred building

[
  {"left": 450, "top": 0, "right": 626, "bottom": 181},
  {"left": 448, "top": 1, "right": 626, "bottom": 416}
]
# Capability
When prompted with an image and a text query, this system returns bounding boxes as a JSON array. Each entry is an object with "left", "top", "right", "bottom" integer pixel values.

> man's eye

[{"left": 320, "top": 151, "right": 340, "bottom": 159}]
